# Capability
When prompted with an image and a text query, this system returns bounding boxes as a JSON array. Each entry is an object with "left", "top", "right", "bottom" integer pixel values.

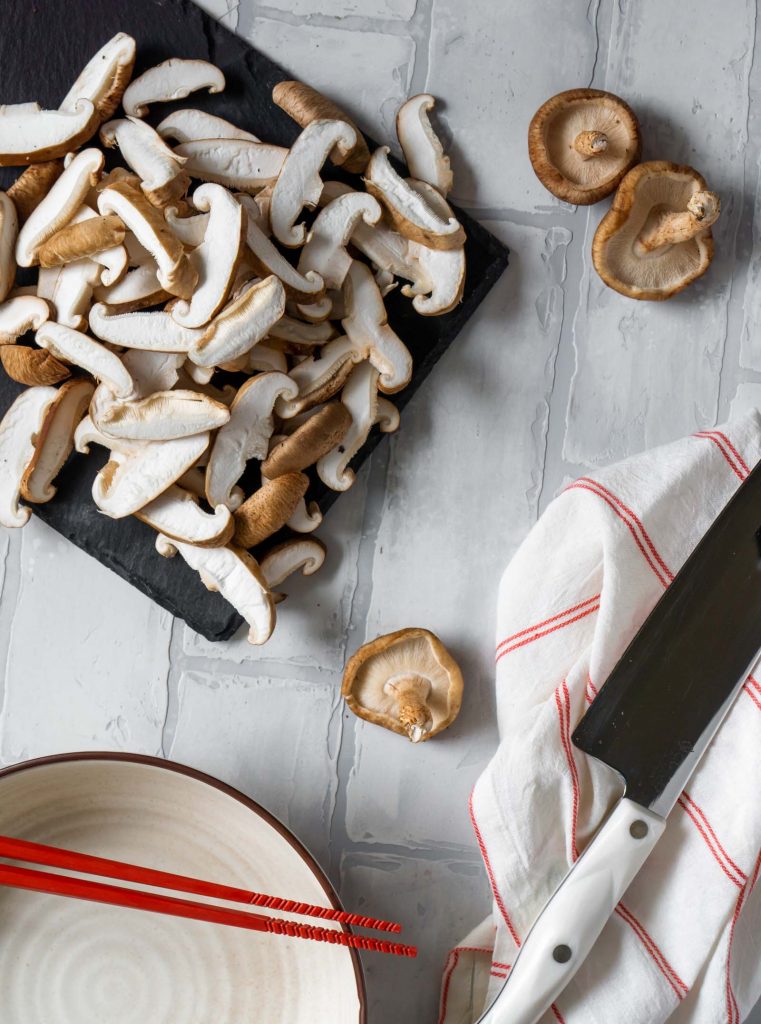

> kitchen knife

[{"left": 478, "top": 456, "right": 761, "bottom": 1024}]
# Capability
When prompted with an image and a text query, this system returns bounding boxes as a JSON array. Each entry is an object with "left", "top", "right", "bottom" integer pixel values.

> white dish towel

[{"left": 440, "top": 412, "right": 761, "bottom": 1024}]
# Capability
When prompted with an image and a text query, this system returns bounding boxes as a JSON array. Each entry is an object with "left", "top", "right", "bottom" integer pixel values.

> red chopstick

[
  {"left": 0, "top": 862, "right": 416, "bottom": 957},
  {"left": 0, "top": 835, "right": 400, "bottom": 934}
]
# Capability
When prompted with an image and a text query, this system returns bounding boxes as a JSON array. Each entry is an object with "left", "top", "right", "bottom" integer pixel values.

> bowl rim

[{"left": 0, "top": 750, "right": 367, "bottom": 1022}]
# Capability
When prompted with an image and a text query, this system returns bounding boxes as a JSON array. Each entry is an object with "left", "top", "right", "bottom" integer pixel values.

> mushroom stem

[
  {"left": 635, "top": 191, "right": 721, "bottom": 255},
  {"left": 573, "top": 130, "right": 608, "bottom": 158},
  {"left": 383, "top": 673, "right": 434, "bottom": 743}
]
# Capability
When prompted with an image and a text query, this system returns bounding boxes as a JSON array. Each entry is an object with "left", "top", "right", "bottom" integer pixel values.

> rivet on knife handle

[{"left": 478, "top": 798, "right": 666, "bottom": 1024}]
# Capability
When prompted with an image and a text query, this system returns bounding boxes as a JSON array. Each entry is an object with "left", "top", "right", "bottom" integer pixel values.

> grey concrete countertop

[{"left": 2, "top": 0, "right": 761, "bottom": 1020}]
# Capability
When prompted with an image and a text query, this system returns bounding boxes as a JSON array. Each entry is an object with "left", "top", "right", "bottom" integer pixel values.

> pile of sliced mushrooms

[{"left": 0, "top": 35, "right": 466, "bottom": 645}]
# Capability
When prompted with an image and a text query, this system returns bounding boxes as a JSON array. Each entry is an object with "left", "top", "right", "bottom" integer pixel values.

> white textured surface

[{"left": 2, "top": 1, "right": 761, "bottom": 1021}]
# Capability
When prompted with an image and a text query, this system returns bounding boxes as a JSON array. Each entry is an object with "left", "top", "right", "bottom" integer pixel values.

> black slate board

[{"left": 0, "top": 0, "right": 509, "bottom": 641}]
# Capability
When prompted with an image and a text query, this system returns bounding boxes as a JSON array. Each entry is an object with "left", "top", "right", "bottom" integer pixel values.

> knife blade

[{"left": 478, "top": 456, "right": 761, "bottom": 1024}]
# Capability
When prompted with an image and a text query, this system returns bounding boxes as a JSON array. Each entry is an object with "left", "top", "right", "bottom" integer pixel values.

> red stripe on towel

[
  {"left": 469, "top": 791, "right": 521, "bottom": 948},
  {"left": 694, "top": 432, "right": 748, "bottom": 482},
  {"left": 677, "top": 795, "right": 746, "bottom": 889},
  {"left": 565, "top": 479, "right": 673, "bottom": 588},
  {"left": 496, "top": 595, "right": 600, "bottom": 655},
  {"left": 615, "top": 902, "right": 688, "bottom": 1000},
  {"left": 496, "top": 600, "right": 600, "bottom": 662},
  {"left": 725, "top": 846, "right": 761, "bottom": 1024},
  {"left": 679, "top": 793, "right": 746, "bottom": 883}
]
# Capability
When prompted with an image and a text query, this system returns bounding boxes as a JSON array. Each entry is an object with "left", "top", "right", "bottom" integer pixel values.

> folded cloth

[{"left": 440, "top": 413, "right": 761, "bottom": 1024}]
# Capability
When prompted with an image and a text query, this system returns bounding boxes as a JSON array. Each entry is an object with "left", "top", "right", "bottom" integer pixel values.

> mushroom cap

[
  {"left": 233, "top": 472, "right": 310, "bottom": 548},
  {"left": 592, "top": 160, "right": 716, "bottom": 300},
  {"left": 528, "top": 88, "right": 641, "bottom": 205},
  {"left": 272, "top": 81, "right": 370, "bottom": 174},
  {"left": 0, "top": 345, "right": 70, "bottom": 386},
  {"left": 262, "top": 402, "right": 352, "bottom": 478},
  {"left": 342, "top": 627, "right": 463, "bottom": 742},
  {"left": 7, "top": 161, "right": 64, "bottom": 224}
]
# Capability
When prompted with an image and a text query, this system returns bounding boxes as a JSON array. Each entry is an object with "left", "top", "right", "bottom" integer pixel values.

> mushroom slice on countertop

[
  {"left": 0, "top": 385, "right": 59, "bottom": 527},
  {"left": 262, "top": 402, "right": 352, "bottom": 478},
  {"left": 342, "top": 627, "right": 463, "bottom": 743},
  {"left": 93, "top": 388, "right": 230, "bottom": 442},
  {"left": 59, "top": 33, "right": 137, "bottom": 124},
  {"left": 7, "top": 161, "right": 64, "bottom": 224},
  {"left": 270, "top": 119, "right": 358, "bottom": 248},
  {"left": 0, "top": 101, "right": 99, "bottom": 166},
  {"left": 97, "top": 180, "right": 197, "bottom": 299},
  {"left": 121, "top": 350, "right": 185, "bottom": 399},
  {"left": 156, "top": 538, "right": 276, "bottom": 645},
  {"left": 396, "top": 94, "right": 453, "bottom": 197},
  {"left": 260, "top": 537, "right": 326, "bottom": 602},
  {"left": 286, "top": 495, "right": 322, "bottom": 534},
  {"left": 188, "top": 274, "right": 286, "bottom": 368},
  {"left": 157, "top": 108, "right": 260, "bottom": 145},
  {"left": 164, "top": 206, "right": 209, "bottom": 248},
  {"left": 36, "top": 321, "right": 135, "bottom": 399},
  {"left": 205, "top": 371, "right": 298, "bottom": 508},
  {"left": 237, "top": 195, "right": 325, "bottom": 303},
  {"left": 170, "top": 184, "right": 245, "bottom": 328},
  {"left": 182, "top": 361, "right": 215, "bottom": 386},
  {"left": 100, "top": 117, "right": 190, "bottom": 208},
  {"left": 177, "top": 466, "right": 243, "bottom": 511},
  {"left": 20, "top": 379, "right": 94, "bottom": 504},
  {"left": 93, "top": 263, "right": 170, "bottom": 312},
  {"left": 272, "top": 81, "right": 370, "bottom": 174},
  {"left": 123, "top": 59, "right": 225, "bottom": 118},
  {"left": 268, "top": 314, "right": 333, "bottom": 348},
  {"left": 175, "top": 368, "right": 236, "bottom": 407},
  {"left": 343, "top": 169, "right": 468, "bottom": 315},
  {"left": 223, "top": 342, "right": 288, "bottom": 375},
  {"left": 89, "top": 303, "right": 205, "bottom": 352},
  {"left": 592, "top": 161, "right": 720, "bottom": 300},
  {"left": 45, "top": 258, "right": 103, "bottom": 331},
  {"left": 0, "top": 345, "right": 70, "bottom": 386},
  {"left": 297, "top": 192, "right": 381, "bottom": 290},
  {"left": 317, "top": 362, "right": 399, "bottom": 492},
  {"left": 74, "top": 414, "right": 144, "bottom": 456},
  {"left": 295, "top": 295, "right": 333, "bottom": 322},
  {"left": 135, "top": 485, "right": 234, "bottom": 547},
  {"left": 173, "top": 139, "right": 288, "bottom": 193},
  {"left": 341, "top": 259, "right": 412, "bottom": 393},
  {"left": 364, "top": 147, "right": 464, "bottom": 251},
  {"left": 528, "top": 88, "right": 641, "bottom": 206},
  {"left": 232, "top": 472, "right": 309, "bottom": 548},
  {"left": 275, "top": 335, "right": 362, "bottom": 419},
  {"left": 16, "top": 148, "right": 104, "bottom": 266},
  {"left": 0, "top": 295, "right": 50, "bottom": 344},
  {"left": 37, "top": 211, "right": 126, "bottom": 269},
  {"left": 54, "top": 206, "right": 129, "bottom": 288},
  {"left": 402, "top": 240, "right": 465, "bottom": 316},
  {"left": 0, "top": 193, "right": 18, "bottom": 303},
  {"left": 92, "top": 430, "right": 210, "bottom": 518}
]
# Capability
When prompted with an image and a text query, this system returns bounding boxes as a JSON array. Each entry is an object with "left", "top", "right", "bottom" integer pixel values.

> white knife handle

[{"left": 480, "top": 798, "right": 666, "bottom": 1024}]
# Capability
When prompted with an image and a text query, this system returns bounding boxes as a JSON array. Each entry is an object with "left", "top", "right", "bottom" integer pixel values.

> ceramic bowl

[{"left": 0, "top": 753, "right": 365, "bottom": 1023}]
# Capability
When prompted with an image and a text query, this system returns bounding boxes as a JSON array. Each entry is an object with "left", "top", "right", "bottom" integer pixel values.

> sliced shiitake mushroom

[{"left": 233, "top": 472, "right": 310, "bottom": 548}]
